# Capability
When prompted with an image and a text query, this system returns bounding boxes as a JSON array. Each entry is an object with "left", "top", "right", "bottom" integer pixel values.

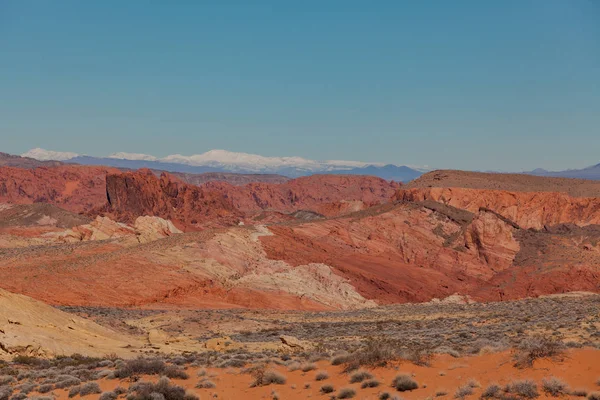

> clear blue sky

[{"left": 1, "top": 1, "right": 598, "bottom": 171}]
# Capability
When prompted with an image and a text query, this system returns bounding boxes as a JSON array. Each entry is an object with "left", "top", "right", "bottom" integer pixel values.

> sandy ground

[{"left": 39, "top": 348, "right": 600, "bottom": 400}]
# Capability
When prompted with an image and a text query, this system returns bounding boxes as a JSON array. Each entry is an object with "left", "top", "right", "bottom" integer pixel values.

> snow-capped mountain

[
  {"left": 22, "top": 148, "right": 79, "bottom": 161},
  {"left": 20, "top": 148, "right": 426, "bottom": 181}
]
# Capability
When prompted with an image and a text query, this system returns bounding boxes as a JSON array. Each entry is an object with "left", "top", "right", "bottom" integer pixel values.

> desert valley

[{"left": 0, "top": 151, "right": 598, "bottom": 400}]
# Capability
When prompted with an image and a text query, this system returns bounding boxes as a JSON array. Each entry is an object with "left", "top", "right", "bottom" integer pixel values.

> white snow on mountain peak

[
  {"left": 21, "top": 148, "right": 79, "bottom": 161},
  {"left": 21, "top": 148, "right": 421, "bottom": 174}
]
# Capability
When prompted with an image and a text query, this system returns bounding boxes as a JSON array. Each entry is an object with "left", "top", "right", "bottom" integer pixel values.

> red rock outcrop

[
  {"left": 0, "top": 165, "right": 118, "bottom": 212},
  {"left": 103, "top": 170, "right": 400, "bottom": 228},
  {"left": 104, "top": 169, "right": 242, "bottom": 230},
  {"left": 397, "top": 187, "right": 600, "bottom": 229}
]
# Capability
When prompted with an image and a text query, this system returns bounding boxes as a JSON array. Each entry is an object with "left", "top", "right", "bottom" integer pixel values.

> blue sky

[{"left": 1, "top": 1, "right": 598, "bottom": 171}]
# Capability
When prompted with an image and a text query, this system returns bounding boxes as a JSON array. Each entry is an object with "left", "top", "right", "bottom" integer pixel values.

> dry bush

[
  {"left": 196, "top": 379, "right": 216, "bottom": 389},
  {"left": 513, "top": 336, "right": 565, "bottom": 368},
  {"left": 0, "top": 377, "right": 14, "bottom": 386},
  {"left": 320, "top": 384, "right": 335, "bottom": 394},
  {"left": 37, "top": 384, "right": 53, "bottom": 394},
  {"left": 114, "top": 358, "right": 166, "bottom": 378},
  {"left": 287, "top": 362, "right": 301, "bottom": 371},
  {"left": 331, "top": 354, "right": 350, "bottom": 366},
  {"left": 99, "top": 391, "right": 117, "bottom": 400},
  {"left": 55, "top": 376, "right": 81, "bottom": 389},
  {"left": 481, "top": 384, "right": 501, "bottom": 399},
  {"left": 400, "top": 346, "right": 433, "bottom": 367},
  {"left": 164, "top": 366, "right": 189, "bottom": 380},
  {"left": 454, "top": 384, "right": 473, "bottom": 399},
  {"left": 572, "top": 389, "right": 589, "bottom": 397},
  {"left": 79, "top": 382, "right": 102, "bottom": 397},
  {"left": 588, "top": 393, "right": 600, "bottom": 400},
  {"left": 349, "top": 370, "right": 373, "bottom": 383},
  {"left": 315, "top": 371, "right": 329, "bottom": 381},
  {"left": 436, "top": 389, "right": 449, "bottom": 397},
  {"left": 504, "top": 380, "right": 539, "bottom": 399},
  {"left": 249, "top": 366, "right": 286, "bottom": 388},
  {"left": 392, "top": 374, "right": 418, "bottom": 392},
  {"left": 127, "top": 376, "right": 196, "bottom": 400},
  {"left": 301, "top": 363, "right": 317, "bottom": 372},
  {"left": 343, "top": 338, "right": 396, "bottom": 371},
  {"left": 542, "top": 377, "right": 569, "bottom": 397},
  {"left": 361, "top": 379, "right": 380, "bottom": 388},
  {"left": 337, "top": 387, "right": 357, "bottom": 399},
  {"left": 68, "top": 385, "right": 81, "bottom": 398},
  {"left": 0, "top": 386, "right": 12, "bottom": 400}
]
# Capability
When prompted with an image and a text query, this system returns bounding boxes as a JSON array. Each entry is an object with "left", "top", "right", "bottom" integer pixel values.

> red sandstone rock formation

[
  {"left": 0, "top": 165, "right": 118, "bottom": 212},
  {"left": 103, "top": 170, "right": 400, "bottom": 228},
  {"left": 396, "top": 187, "right": 600, "bottom": 229}
]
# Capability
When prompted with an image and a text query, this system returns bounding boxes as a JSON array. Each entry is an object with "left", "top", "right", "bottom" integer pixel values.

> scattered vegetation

[
  {"left": 349, "top": 370, "right": 373, "bottom": 383},
  {"left": 392, "top": 374, "right": 419, "bottom": 392},
  {"left": 195, "top": 379, "right": 216, "bottom": 389},
  {"left": 315, "top": 371, "right": 329, "bottom": 381},
  {"left": 542, "top": 377, "right": 569, "bottom": 397},
  {"left": 454, "top": 384, "right": 474, "bottom": 399},
  {"left": 320, "top": 384, "right": 335, "bottom": 394},
  {"left": 361, "top": 379, "right": 380, "bottom": 388},
  {"left": 504, "top": 380, "right": 539, "bottom": 399},
  {"left": 513, "top": 336, "right": 565, "bottom": 368},
  {"left": 337, "top": 387, "right": 357, "bottom": 399}
]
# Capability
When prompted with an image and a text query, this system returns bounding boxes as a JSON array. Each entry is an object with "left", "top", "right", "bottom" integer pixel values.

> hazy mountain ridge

[{"left": 21, "top": 148, "right": 425, "bottom": 181}]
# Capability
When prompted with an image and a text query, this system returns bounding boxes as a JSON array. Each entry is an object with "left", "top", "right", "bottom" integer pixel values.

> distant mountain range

[
  {"left": 20, "top": 148, "right": 425, "bottom": 182},
  {"left": 526, "top": 163, "right": 600, "bottom": 181}
]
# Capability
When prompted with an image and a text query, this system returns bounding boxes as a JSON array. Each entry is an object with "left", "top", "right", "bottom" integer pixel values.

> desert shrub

[
  {"left": 572, "top": 389, "right": 589, "bottom": 397},
  {"left": 115, "top": 386, "right": 127, "bottom": 395},
  {"left": 0, "top": 386, "right": 13, "bottom": 400},
  {"left": 349, "top": 369, "right": 373, "bottom": 383},
  {"left": 164, "top": 366, "right": 189, "bottom": 380},
  {"left": 504, "top": 380, "right": 539, "bottom": 399},
  {"left": 263, "top": 371, "right": 286, "bottom": 386},
  {"left": 0, "top": 377, "right": 14, "bottom": 386},
  {"left": 287, "top": 362, "right": 301, "bottom": 371},
  {"left": 15, "top": 382, "right": 37, "bottom": 394},
  {"left": 320, "top": 384, "right": 335, "bottom": 394},
  {"left": 331, "top": 354, "right": 350, "bottom": 366},
  {"left": 11, "top": 356, "right": 44, "bottom": 366},
  {"left": 400, "top": 346, "right": 433, "bottom": 367},
  {"left": 467, "top": 380, "right": 480, "bottom": 388},
  {"left": 301, "top": 363, "right": 317, "bottom": 372},
  {"left": 481, "top": 384, "right": 501, "bottom": 398},
  {"left": 37, "top": 384, "right": 53, "bottom": 394},
  {"left": 55, "top": 376, "right": 81, "bottom": 389},
  {"left": 195, "top": 379, "right": 216, "bottom": 389},
  {"left": 114, "top": 358, "right": 166, "bottom": 378},
  {"left": 379, "top": 393, "right": 391, "bottom": 400},
  {"left": 196, "top": 368, "right": 206, "bottom": 377},
  {"left": 315, "top": 371, "right": 329, "bottom": 381},
  {"left": 127, "top": 377, "right": 189, "bottom": 400},
  {"left": 249, "top": 366, "right": 286, "bottom": 387},
  {"left": 361, "top": 379, "right": 380, "bottom": 388},
  {"left": 68, "top": 385, "right": 81, "bottom": 398},
  {"left": 455, "top": 385, "right": 473, "bottom": 399},
  {"left": 588, "top": 393, "right": 600, "bottom": 400},
  {"left": 392, "top": 374, "right": 418, "bottom": 392},
  {"left": 343, "top": 338, "right": 395, "bottom": 371},
  {"left": 542, "top": 377, "right": 569, "bottom": 397},
  {"left": 513, "top": 336, "right": 565, "bottom": 368},
  {"left": 337, "top": 387, "right": 357, "bottom": 399},
  {"left": 80, "top": 382, "right": 102, "bottom": 397},
  {"left": 9, "top": 394, "right": 27, "bottom": 400},
  {"left": 436, "top": 389, "right": 449, "bottom": 397},
  {"left": 99, "top": 391, "right": 118, "bottom": 400},
  {"left": 434, "top": 346, "right": 460, "bottom": 358}
]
